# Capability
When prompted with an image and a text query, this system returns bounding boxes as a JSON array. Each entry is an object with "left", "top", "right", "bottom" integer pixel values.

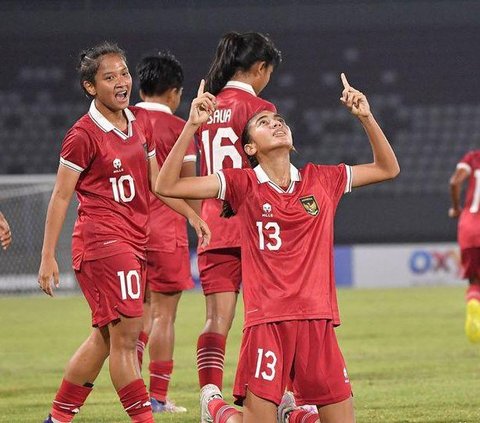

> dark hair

[
  {"left": 205, "top": 32, "right": 282, "bottom": 95},
  {"left": 220, "top": 112, "right": 260, "bottom": 218},
  {"left": 77, "top": 41, "right": 127, "bottom": 98},
  {"left": 136, "top": 51, "right": 183, "bottom": 97}
]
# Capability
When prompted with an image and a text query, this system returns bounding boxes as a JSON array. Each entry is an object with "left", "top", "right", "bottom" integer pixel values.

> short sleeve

[
  {"left": 60, "top": 127, "right": 96, "bottom": 173},
  {"left": 457, "top": 152, "right": 473, "bottom": 175},
  {"left": 184, "top": 139, "right": 197, "bottom": 163},
  {"left": 216, "top": 168, "right": 251, "bottom": 213},
  {"left": 143, "top": 115, "right": 156, "bottom": 160},
  {"left": 314, "top": 163, "right": 351, "bottom": 204}
]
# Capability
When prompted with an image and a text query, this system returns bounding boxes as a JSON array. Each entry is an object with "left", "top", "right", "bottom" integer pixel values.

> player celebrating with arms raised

[
  {"left": 156, "top": 74, "right": 399, "bottom": 423},
  {"left": 449, "top": 149, "right": 480, "bottom": 343}
]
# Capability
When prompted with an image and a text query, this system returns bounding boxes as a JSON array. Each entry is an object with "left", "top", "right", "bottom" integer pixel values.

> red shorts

[
  {"left": 75, "top": 253, "right": 146, "bottom": 328},
  {"left": 461, "top": 247, "right": 480, "bottom": 280},
  {"left": 198, "top": 248, "right": 241, "bottom": 295},
  {"left": 146, "top": 248, "right": 194, "bottom": 293},
  {"left": 233, "top": 320, "right": 352, "bottom": 407}
]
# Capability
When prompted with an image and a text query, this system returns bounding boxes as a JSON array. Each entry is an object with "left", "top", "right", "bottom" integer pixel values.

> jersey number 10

[{"left": 110, "top": 175, "right": 136, "bottom": 203}]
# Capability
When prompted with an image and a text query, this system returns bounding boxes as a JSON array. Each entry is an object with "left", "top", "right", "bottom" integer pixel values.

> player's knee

[{"left": 204, "top": 315, "right": 234, "bottom": 334}]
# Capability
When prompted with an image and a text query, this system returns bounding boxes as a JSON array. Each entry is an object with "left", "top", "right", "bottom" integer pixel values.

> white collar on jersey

[
  {"left": 135, "top": 102, "right": 173, "bottom": 114},
  {"left": 88, "top": 100, "right": 136, "bottom": 140},
  {"left": 253, "top": 164, "right": 301, "bottom": 194},
  {"left": 224, "top": 80, "right": 256, "bottom": 96}
]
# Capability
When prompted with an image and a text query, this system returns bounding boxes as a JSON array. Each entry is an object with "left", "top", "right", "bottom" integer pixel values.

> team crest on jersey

[
  {"left": 113, "top": 158, "right": 123, "bottom": 173},
  {"left": 262, "top": 202, "right": 273, "bottom": 217},
  {"left": 300, "top": 195, "right": 319, "bottom": 216}
]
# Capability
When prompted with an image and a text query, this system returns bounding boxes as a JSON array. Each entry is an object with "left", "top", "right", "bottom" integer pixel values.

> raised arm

[
  {"left": 340, "top": 73, "right": 400, "bottom": 188},
  {"left": 448, "top": 167, "right": 469, "bottom": 218},
  {"left": 156, "top": 80, "right": 220, "bottom": 200},
  {"left": 38, "top": 165, "right": 79, "bottom": 296}
]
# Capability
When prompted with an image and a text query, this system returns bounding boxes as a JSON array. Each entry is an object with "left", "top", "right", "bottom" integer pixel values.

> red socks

[
  {"left": 197, "top": 332, "right": 226, "bottom": 389},
  {"left": 136, "top": 331, "right": 149, "bottom": 370},
  {"left": 208, "top": 398, "right": 241, "bottom": 423},
  {"left": 117, "top": 379, "right": 153, "bottom": 422},
  {"left": 149, "top": 360, "right": 173, "bottom": 402},
  {"left": 50, "top": 379, "right": 93, "bottom": 422},
  {"left": 288, "top": 409, "right": 319, "bottom": 423},
  {"left": 466, "top": 284, "right": 480, "bottom": 302}
]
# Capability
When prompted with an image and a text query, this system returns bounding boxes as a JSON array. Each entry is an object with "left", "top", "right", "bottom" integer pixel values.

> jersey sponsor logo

[
  {"left": 300, "top": 195, "right": 319, "bottom": 216},
  {"left": 262, "top": 203, "right": 273, "bottom": 217},
  {"left": 113, "top": 158, "right": 124, "bottom": 173}
]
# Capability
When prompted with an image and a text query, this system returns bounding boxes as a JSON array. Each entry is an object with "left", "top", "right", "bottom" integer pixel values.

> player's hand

[
  {"left": 340, "top": 73, "right": 371, "bottom": 118},
  {"left": 448, "top": 207, "right": 461, "bottom": 218},
  {"left": 0, "top": 212, "right": 12, "bottom": 250},
  {"left": 188, "top": 214, "right": 211, "bottom": 248},
  {"left": 188, "top": 79, "right": 216, "bottom": 126},
  {"left": 38, "top": 256, "right": 60, "bottom": 297}
]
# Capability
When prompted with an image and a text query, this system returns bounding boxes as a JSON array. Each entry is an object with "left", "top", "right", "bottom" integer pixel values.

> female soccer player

[
  {"left": 449, "top": 150, "right": 480, "bottom": 343},
  {"left": 134, "top": 52, "right": 198, "bottom": 413},
  {"left": 156, "top": 75, "right": 400, "bottom": 423},
  {"left": 38, "top": 42, "right": 208, "bottom": 423},
  {"left": 195, "top": 31, "right": 281, "bottom": 393},
  {"left": 0, "top": 211, "right": 12, "bottom": 250}
]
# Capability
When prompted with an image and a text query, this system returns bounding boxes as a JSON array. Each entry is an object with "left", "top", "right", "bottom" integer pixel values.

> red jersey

[
  {"left": 60, "top": 101, "right": 156, "bottom": 269},
  {"left": 217, "top": 162, "right": 352, "bottom": 328},
  {"left": 457, "top": 150, "right": 480, "bottom": 248},
  {"left": 197, "top": 81, "right": 276, "bottom": 252},
  {"left": 136, "top": 102, "right": 196, "bottom": 252}
]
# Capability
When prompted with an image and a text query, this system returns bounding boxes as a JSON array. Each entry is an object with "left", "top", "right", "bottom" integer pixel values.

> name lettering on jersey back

[{"left": 207, "top": 109, "right": 232, "bottom": 124}]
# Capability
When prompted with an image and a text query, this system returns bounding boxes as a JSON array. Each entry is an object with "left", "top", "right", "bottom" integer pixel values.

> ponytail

[{"left": 205, "top": 32, "right": 281, "bottom": 95}]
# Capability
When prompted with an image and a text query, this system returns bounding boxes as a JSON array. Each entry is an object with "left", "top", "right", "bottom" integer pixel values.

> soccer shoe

[
  {"left": 465, "top": 298, "right": 480, "bottom": 343},
  {"left": 200, "top": 384, "right": 223, "bottom": 423},
  {"left": 43, "top": 415, "right": 54, "bottom": 423},
  {"left": 150, "top": 397, "right": 187, "bottom": 413},
  {"left": 277, "top": 391, "right": 296, "bottom": 423}
]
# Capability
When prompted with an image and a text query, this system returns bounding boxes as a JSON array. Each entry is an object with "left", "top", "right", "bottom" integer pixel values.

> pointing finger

[
  {"left": 341, "top": 73, "right": 350, "bottom": 89},
  {"left": 197, "top": 79, "right": 205, "bottom": 97}
]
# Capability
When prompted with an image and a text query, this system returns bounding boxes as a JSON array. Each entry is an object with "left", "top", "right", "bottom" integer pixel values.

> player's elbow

[{"left": 381, "top": 162, "right": 400, "bottom": 181}]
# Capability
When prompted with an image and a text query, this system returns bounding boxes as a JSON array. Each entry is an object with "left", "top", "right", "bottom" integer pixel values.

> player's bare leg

[
  {"left": 204, "top": 291, "right": 238, "bottom": 335},
  {"left": 64, "top": 326, "right": 110, "bottom": 384},
  {"left": 148, "top": 290, "right": 186, "bottom": 412},
  {"left": 45, "top": 328, "right": 110, "bottom": 422},
  {"left": 109, "top": 316, "right": 154, "bottom": 422},
  {"left": 317, "top": 397, "right": 355, "bottom": 423},
  {"left": 242, "top": 389, "right": 276, "bottom": 423},
  {"left": 108, "top": 316, "right": 143, "bottom": 389},
  {"left": 197, "top": 292, "right": 238, "bottom": 389}
]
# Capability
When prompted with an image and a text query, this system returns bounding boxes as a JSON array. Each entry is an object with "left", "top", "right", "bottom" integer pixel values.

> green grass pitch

[{"left": 1, "top": 286, "right": 479, "bottom": 422}]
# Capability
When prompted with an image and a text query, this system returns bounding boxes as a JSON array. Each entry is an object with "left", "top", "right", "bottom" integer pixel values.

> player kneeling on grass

[{"left": 156, "top": 75, "right": 399, "bottom": 423}]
